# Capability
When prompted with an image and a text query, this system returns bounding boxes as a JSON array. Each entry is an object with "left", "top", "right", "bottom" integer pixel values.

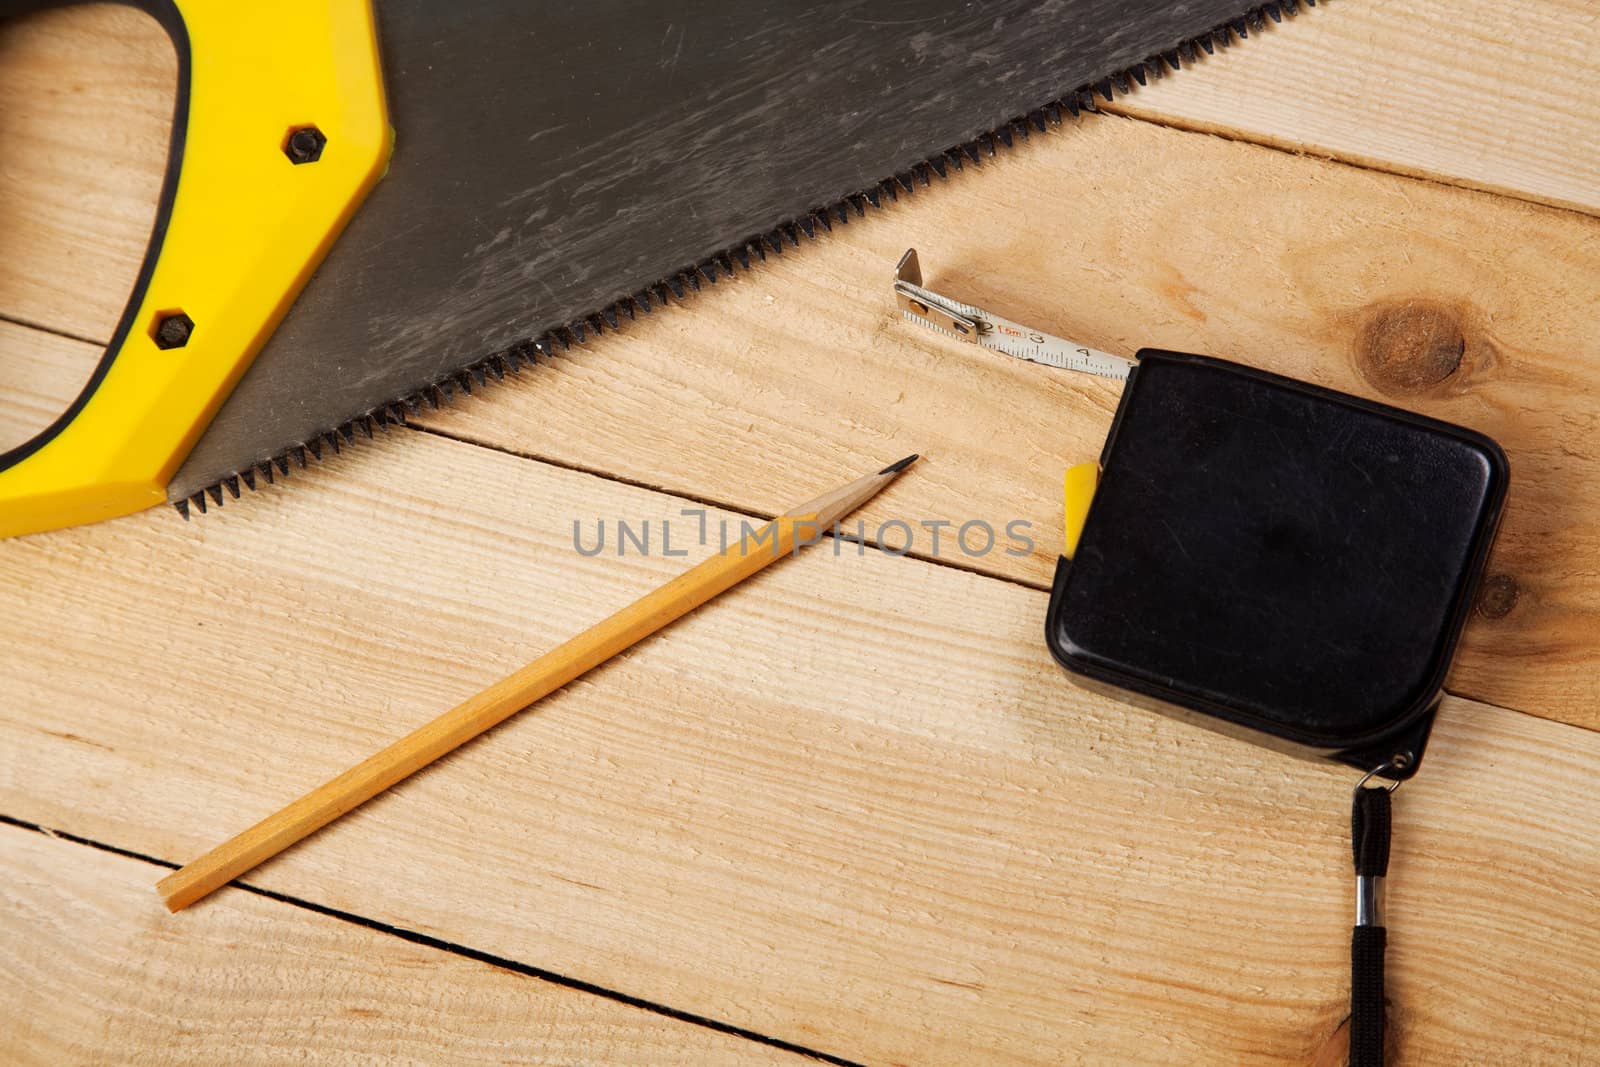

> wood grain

[
  {"left": 0, "top": 824, "right": 806, "bottom": 1065},
  {"left": 0, "top": 320, "right": 92, "bottom": 452},
  {"left": 158, "top": 467, "right": 903, "bottom": 911},
  {"left": 0, "top": 4, "right": 172, "bottom": 340},
  {"left": 6, "top": 6, "right": 1600, "bottom": 1065},
  {"left": 409, "top": 111, "right": 1600, "bottom": 726},
  {"left": 9, "top": 0, "right": 1600, "bottom": 730},
  {"left": 1111, "top": 0, "right": 1600, "bottom": 217},
  {"left": 2, "top": 429, "right": 1598, "bottom": 1065}
]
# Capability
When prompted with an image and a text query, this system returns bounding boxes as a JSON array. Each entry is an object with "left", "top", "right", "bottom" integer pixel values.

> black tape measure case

[{"left": 1045, "top": 350, "right": 1508, "bottom": 779}]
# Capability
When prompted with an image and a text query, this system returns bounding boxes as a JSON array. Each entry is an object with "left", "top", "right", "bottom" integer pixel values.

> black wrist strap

[{"left": 1350, "top": 784, "right": 1392, "bottom": 1067}]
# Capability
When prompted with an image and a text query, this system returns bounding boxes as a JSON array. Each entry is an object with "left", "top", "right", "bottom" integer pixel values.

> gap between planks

[
  {"left": 0, "top": 817, "right": 834, "bottom": 1067},
  {"left": 1110, "top": 0, "right": 1600, "bottom": 220},
  {"left": 5, "top": 432, "right": 1600, "bottom": 1064},
  {"left": 15, "top": 8, "right": 1585, "bottom": 717}
]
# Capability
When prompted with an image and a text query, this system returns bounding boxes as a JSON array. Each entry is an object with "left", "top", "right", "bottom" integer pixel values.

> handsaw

[{"left": 0, "top": 0, "right": 1311, "bottom": 536}]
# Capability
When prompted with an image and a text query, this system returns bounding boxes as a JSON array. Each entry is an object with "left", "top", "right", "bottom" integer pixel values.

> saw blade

[{"left": 170, "top": 0, "right": 1310, "bottom": 512}]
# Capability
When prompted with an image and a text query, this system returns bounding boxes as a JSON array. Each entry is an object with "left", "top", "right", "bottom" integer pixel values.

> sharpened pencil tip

[{"left": 878, "top": 453, "right": 919, "bottom": 475}]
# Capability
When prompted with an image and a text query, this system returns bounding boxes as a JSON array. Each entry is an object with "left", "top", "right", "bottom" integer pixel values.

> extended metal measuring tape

[{"left": 892, "top": 248, "right": 1133, "bottom": 381}]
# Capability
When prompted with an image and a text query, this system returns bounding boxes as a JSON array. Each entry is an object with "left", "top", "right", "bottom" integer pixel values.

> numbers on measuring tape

[{"left": 892, "top": 248, "right": 1134, "bottom": 383}]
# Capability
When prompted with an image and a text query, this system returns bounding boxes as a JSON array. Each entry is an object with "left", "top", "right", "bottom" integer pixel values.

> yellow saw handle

[{"left": 0, "top": 0, "right": 390, "bottom": 537}]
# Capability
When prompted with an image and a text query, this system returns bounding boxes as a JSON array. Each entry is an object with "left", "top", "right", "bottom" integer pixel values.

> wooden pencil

[{"left": 156, "top": 454, "right": 919, "bottom": 911}]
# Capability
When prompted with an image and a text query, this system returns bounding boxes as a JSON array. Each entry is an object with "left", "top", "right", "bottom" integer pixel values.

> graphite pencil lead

[{"left": 879, "top": 453, "right": 920, "bottom": 475}]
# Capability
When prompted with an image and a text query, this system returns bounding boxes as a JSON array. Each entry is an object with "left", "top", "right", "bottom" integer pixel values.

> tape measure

[
  {"left": 892, "top": 248, "right": 1133, "bottom": 381},
  {"left": 892, "top": 248, "right": 1510, "bottom": 1067}
]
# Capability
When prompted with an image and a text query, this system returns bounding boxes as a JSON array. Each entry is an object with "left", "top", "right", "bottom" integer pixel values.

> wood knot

[
  {"left": 1355, "top": 301, "right": 1466, "bottom": 395},
  {"left": 1476, "top": 574, "right": 1520, "bottom": 619}
]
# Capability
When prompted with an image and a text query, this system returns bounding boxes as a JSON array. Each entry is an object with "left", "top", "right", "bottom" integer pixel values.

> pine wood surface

[
  {"left": 4, "top": 2, "right": 1600, "bottom": 1064},
  {"left": 156, "top": 469, "right": 903, "bottom": 912},
  {"left": 12, "top": 4, "right": 1594, "bottom": 723},
  {"left": 0, "top": 823, "right": 808, "bottom": 1065},
  {"left": 0, "top": 4, "right": 172, "bottom": 343},
  {"left": 1110, "top": 0, "right": 1600, "bottom": 218},
  {"left": 411, "top": 113, "right": 1600, "bottom": 724},
  {"left": 3, "top": 408, "right": 1600, "bottom": 1064}
]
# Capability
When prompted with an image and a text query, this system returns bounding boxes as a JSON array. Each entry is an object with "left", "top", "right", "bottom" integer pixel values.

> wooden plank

[
  {"left": 1110, "top": 0, "right": 1600, "bottom": 217},
  {"left": 8, "top": 0, "right": 1600, "bottom": 729},
  {"left": 0, "top": 320, "right": 90, "bottom": 452},
  {"left": 2, "top": 430, "right": 1598, "bottom": 1064},
  {"left": 407, "top": 111, "right": 1600, "bottom": 726},
  {"left": 0, "top": 4, "right": 172, "bottom": 342},
  {"left": 0, "top": 824, "right": 806, "bottom": 1066},
  {"left": 6, "top": 2, "right": 1596, "bottom": 342}
]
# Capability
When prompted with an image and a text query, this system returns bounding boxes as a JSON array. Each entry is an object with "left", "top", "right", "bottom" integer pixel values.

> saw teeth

[{"left": 174, "top": 1, "right": 1309, "bottom": 525}]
